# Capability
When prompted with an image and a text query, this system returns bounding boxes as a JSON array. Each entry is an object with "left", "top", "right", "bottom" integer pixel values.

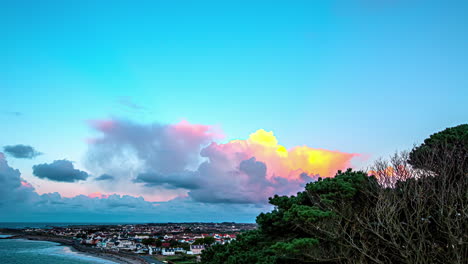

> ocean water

[
  {"left": 0, "top": 239, "right": 118, "bottom": 264},
  {"left": 0, "top": 222, "right": 132, "bottom": 229}
]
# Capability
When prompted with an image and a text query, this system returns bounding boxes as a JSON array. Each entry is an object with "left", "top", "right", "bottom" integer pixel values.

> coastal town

[{"left": 0, "top": 223, "right": 257, "bottom": 264}]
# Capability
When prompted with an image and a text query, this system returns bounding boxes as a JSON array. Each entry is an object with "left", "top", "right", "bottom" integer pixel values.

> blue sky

[{"left": 0, "top": 0, "right": 467, "bottom": 222}]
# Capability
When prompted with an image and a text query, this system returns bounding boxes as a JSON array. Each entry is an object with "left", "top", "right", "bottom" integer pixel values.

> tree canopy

[
  {"left": 194, "top": 236, "right": 216, "bottom": 246},
  {"left": 202, "top": 125, "right": 468, "bottom": 264},
  {"left": 409, "top": 124, "right": 467, "bottom": 176}
]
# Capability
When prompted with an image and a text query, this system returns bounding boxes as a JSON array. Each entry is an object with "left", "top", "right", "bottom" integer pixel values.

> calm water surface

[{"left": 0, "top": 239, "right": 117, "bottom": 264}]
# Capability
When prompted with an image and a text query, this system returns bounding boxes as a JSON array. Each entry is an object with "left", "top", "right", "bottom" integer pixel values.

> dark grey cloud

[
  {"left": 0, "top": 153, "right": 267, "bottom": 223},
  {"left": 188, "top": 157, "right": 276, "bottom": 204},
  {"left": 33, "top": 160, "right": 89, "bottom": 182},
  {"left": 0, "top": 153, "right": 37, "bottom": 203},
  {"left": 134, "top": 171, "right": 201, "bottom": 190},
  {"left": 133, "top": 154, "right": 315, "bottom": 204},
  {"left": 3, "top": 144, "right": 42, "bottom": 159},
  {"left": 95, "top": 174, "right": 115, "bottom": 181}
]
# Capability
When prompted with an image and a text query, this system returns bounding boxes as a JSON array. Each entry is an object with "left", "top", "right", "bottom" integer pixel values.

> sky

[{"left": 0, "top": 0, "right": 467, "bottom": 223}]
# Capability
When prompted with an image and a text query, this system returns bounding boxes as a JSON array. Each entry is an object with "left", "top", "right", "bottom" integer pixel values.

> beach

[{"left": 0, "top": 233, "right": 149, "bottom": 264}]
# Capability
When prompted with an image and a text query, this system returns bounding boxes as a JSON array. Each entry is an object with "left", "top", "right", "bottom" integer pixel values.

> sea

[
  {"left": 0, "top": 222, "right": 131, "bottom": 229},
  {"left": 0, "top": 223, "right": 121, "bottom": 264}
]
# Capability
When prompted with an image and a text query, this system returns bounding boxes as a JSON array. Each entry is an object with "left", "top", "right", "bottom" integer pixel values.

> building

[
  {"left": 190, "top": 245, "right": 205, "bottom": 255},
  {"left": 162, "top": 248, "right": 175, "bottom": 256}
]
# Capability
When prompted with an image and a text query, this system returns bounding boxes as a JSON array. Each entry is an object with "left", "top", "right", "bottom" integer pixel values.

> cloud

[
  {"left": 85, "top": 119, "right": 357, "bottom": 204},
  {"left": 185, "top": 150, "right": 316, "bottom": 204},
  {"left": 0, "top": 153, "right": 37, "bottom": 204},
  {"left": 118, "top": 96, "right": 146, "bottom": 111},
  {"left": 0, "top": 154, "right": 265, "bottom": 222},
  {"left": 129, "top": 128, "right": 354, "bottom": 204},
  {"left": 134, "top": 171, "right": 201, "bottom": 190},
  {"left": 3, "top": 144, "right": 42, "bottom": 159},
  {"left": 2, "top": 111, "right": 23, "bottom": 117},
  {"left": 86, "top": 119, "right": 221, "bottom": 178},
  {"left": 223, "top": 129, "right": 358, "bottom": 180},
  {"left": 88, "top": 192, "right": 110, "bottom": 199},
  {"left": 33, "top": 160, "right": 89, "bottom": 182},
  {"left": 95, "top": 174, "right": 115, "bottom": 181}
]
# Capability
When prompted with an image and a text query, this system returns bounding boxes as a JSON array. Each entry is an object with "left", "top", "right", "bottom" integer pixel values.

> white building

[
  {"left": 162, "top": 248, "right": 175, "bottom": 256},
  {"left": 190, "top": 245, "right": 205, "bottom": 255}
]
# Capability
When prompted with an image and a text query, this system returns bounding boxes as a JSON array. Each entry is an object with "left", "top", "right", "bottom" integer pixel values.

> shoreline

[{"left": 1, "top": 234, "right": 150, "bottom": 264}]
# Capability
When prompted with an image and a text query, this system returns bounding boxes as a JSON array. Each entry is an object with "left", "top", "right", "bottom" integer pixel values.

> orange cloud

[{"left": 225, "top": 129, "right": 358, "bottom": 179}]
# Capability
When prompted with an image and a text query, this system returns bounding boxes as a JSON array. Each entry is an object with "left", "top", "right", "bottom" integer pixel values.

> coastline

[{"left": 0, "top": 234, "right": 149, "bottom": 264}]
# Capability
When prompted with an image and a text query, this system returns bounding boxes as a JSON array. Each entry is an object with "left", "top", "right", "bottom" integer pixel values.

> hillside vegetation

[{"left": 202, "top": 124, "right": 468, "bottom": 264}]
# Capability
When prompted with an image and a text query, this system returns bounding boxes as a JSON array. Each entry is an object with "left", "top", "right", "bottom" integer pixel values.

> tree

[
  {"left": 203, "top": 169, "right": 378, "bottom": 264},
  {"left": 203, "top": 236, "right": 216, "bottom": 245},
  {"left": 193, "top": 238, "right": 205, "bottom": 245},
  {"left": 142, "top": 237, "right": 155, "bottom": 246},
  {"left": 154, "top": 239, "right": 162, "bottom": 247},
  {"left": 409, "top": 124, "right": 467, "bottom": 176},
  {"left": 194, "top": 236, "right": 216, "bottom": 246},
  {"left": 202, "top": 125, "right": 468, "bottom": 264}
]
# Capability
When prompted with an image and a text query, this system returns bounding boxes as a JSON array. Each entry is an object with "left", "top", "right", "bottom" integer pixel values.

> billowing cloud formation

[
  {"left": 185, "top": 146, "right": 317, "bottom": 204},
  {"left": 87, "top": 119, "right": 221, "bottom": 175},
  {"left": 0, "top": 153, "right": 265, "bottom": 222},
  {"left": 33, "top": 160, "right": 89, "bottom": 182},
  {"left": 95, "top": 174, "right": 115, "bottom": 181},
  {"left": 87, "top": 120, "right": 357, "bottom": 204},
  {"left": 0, "top": 153, "right": 37, "bottom": 204},
  {"left": 3, "top": 144, "right": 42, "bottom": 159},
  {"left": 213, "top": 129, "right": 357, "bottom": 180}
]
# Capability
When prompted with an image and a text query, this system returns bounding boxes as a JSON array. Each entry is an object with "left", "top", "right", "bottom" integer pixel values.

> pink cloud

[
  {"left": 20, "top": 180, "right": 33, "bottom": 189},
  {"left": 88, "top": 192, "right": 110, "bottom": 199}
]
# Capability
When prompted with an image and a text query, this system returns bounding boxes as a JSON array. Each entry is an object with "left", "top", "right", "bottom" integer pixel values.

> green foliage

[
  {"left": 203, "top": 125, "right": 468, "bottom": 263},
  {"left": 142, "top": 237, "right": 156, "bottom": 245},
  {"left": 409, "top": 124, "right": 468, "bottom": 174},
  {"left": 170, "top": 239, "right": 182, "bottom": 247},
  {"left": 202, "top": 230, "right": 278, "bottom": 264},
  {"left": 193, "top": 236, "right": 216, "bottom": 245},
  {"left": 283, "top": 204, "right": 332, "bottom": 223},
  {"left": 203, "top": 169, "right": 374, "bottom": 264},
  {"left": 203, "top": 236, "right": 216, "bottom": 245},
  {"left": 154, "top": 239, "right": 162, "bottom": 247},
  {"left": 193, "top": 238, "right": 205, "bottom": 245},
  {"left": 272, "top": 238, "right": 319, "bottom": 256}
]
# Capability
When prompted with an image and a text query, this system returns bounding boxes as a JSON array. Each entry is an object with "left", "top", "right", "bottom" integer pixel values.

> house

[
  {"left": 106, "top": 241, "right": 116, "bottom": 248},
  {"left": 162, "top": 248, "right": 175, "bottom": 256},
  {"left": 190, "top": 245, "right": 205, "bottom": 255},
  {"left": 150, "top": 247, "right": 162, "bottom": 255},
  {"left": 97, "top": 241, "right": 107, "bottom": 248},
  {"left": 174, "top": 247, "right": 186, "bottom": 253},
  {"left": 117, "top": 240, "right": 135, "bottom": 250}
]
